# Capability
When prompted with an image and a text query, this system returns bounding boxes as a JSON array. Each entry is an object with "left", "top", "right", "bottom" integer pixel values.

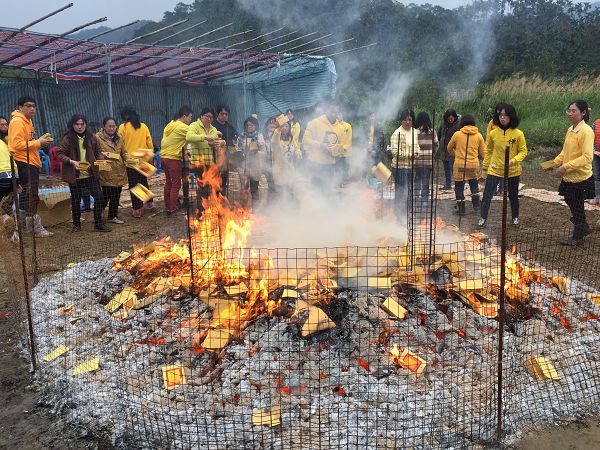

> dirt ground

[{"left": 1, "top": 162, "right": 600, "bottom": 449}]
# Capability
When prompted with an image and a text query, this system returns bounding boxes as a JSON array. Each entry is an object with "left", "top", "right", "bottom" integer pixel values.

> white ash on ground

[{"left": 28, "top": 255, "right": 600, "bottom": 449}]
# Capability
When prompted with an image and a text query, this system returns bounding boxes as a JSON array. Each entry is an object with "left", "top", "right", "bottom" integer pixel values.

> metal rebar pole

[
  {"left": 496, "top": 144, "right": 510, "bottom": 444},
  {"left": 10, "top": 156, "right": 37, "bottom": 371},
  {"left": 126, "top": 19, "right": 189, "bottom": 44},
  {"left": 105, "top": 46, "right": 113, "bottom": 117},
  {"left": 182, "top": 146, "right": 196, "bottom": 297},
  {"left": 428, "top": 110, "right": 436, "bottom": 269}
]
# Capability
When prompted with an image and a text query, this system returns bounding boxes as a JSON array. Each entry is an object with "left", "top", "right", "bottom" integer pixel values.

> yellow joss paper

[
  {"left": 252, "top": 405, "right": 281, "bottom": 426},
  {"left": 72, "top": 357, "right": 100, "bottom": 376},
  {"left": 162, "top": 364, "right": 187, "bottom": 390},
  {"left": 105, "top": 287, "right": 137, "bottom": 313},
  {"left": 43, "top": 345, "right": 69, "bottom": 362}
]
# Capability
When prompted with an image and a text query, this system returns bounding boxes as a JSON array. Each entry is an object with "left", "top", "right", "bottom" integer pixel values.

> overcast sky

[{"left": 1, "top": 0, "right": 591, "bottom": 34}]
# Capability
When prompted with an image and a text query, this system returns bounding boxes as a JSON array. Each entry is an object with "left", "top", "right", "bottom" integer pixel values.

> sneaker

[
  {"left": 9, "top": 230, "right": 19, "bottom": 243},
  {"left": 94, "top": 223, "right": 111, "bottom": 232},
  {"left": 477, "top": 218, "right": 487, "bottom": 229},
  {"left": 109, "top": 217, "right": 124, "bottom": 224},
  {"left": 132, "top": 209, "right": 142, "bottom": 218},
  {"left": 72, "top": 223, "right": 82, "bottom": 233},
  {"left": 143, "top": 201, "right": 156, "bottom": 210},
  {"left": 512, "top": 217, "right": 520, "bottom": 228}
]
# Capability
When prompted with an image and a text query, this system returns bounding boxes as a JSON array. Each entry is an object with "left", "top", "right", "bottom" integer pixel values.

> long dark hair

[
  {"left": 443, "top": 109, "right": 459, "bottom": 125},
  {"left": 65, "top": 114, "right": 93, "bottom": 146},
  {"left": 415, "top": 112, "right": 432, "bottom": 133},
  {"left": 120, "top": 106, "right": 141, "bottom": 129}
]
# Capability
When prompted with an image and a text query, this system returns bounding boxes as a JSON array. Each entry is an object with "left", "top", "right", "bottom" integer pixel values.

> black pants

[
  {"left": 15, "top": 161, "right": 39, "bottom": 215},
  {"left": 69, "top": 178, "right": 104, "bottom": 226},
  {"left": 454, "top": 178, "right": 479, "bottom": 201},
  {"left": 0, "top": 178, "right": 14, "bottom": 203},
  {"left": 249, "top": 178, "right": 260, "bottom": 200},
  {"left": 126, "top": 167, "right": 149, "bottom": 210},
  {"left": 481, "top": 175, "right": 519, "bottom": 220},
  {"left": 102, "top": 186, "right": 122, "bottom": 220},
  {"left": 221, "top": 170, "right": 229, "bottom": 197},
  {"left": 192, "top": 166, "right": 212, "bottom": 217}
]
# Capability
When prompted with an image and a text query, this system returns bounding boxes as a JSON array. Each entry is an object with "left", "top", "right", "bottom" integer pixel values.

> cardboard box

[{"left": 37, "top": 187, "right": 72, "bottom": 227}]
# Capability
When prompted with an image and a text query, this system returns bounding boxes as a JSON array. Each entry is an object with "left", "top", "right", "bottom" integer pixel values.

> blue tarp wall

[{"left": 0, "top": 57, "right": 336, "bottom": 141}]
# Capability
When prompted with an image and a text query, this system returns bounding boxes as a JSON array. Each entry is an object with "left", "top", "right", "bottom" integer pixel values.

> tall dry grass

[{"left": 455, "top": 74, "right": 600, "bottom": 149}]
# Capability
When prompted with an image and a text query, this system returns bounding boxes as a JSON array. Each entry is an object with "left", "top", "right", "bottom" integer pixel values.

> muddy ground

[{"left": 1, "top": 161, "right": 600, "bottom": 449}]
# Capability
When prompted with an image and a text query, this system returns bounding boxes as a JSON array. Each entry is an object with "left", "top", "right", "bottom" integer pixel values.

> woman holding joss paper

[
  {"left": 57, "top": 114, "right": 110, "bottom": 233},
  {"left": 478, "top": 103, "right": 527, "bottom": 229},
  {"left": 96, "top": 117, "right": 132, "bottom": 224},
  {"left": 544, "top": 100, "right": 594, "bottom": 245},
  {"left": 118, "top": 106, "right": 154, "bottom": 218}
]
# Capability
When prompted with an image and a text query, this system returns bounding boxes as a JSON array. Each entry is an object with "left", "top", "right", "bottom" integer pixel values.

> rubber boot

[
  {"left": 456, "top": 200, "right": 466, "bottom": 217},
  {"left": 472, "top": 194, "right": 480, "bottom": 211},
  {"left": 32, "top": 214, "right": 53, "bottom": 237}
]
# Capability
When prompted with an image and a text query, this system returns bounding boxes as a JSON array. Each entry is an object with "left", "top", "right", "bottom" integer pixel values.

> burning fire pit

[{"left": 29, "top": 168, "right": 600, "bottom": 448}]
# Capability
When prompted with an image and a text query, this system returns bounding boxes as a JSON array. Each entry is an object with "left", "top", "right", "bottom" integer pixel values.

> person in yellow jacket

[
  {"left": 186, "top": 107, "right": 224, "bottom": 217},
  {"left": 8, "top": 96, "right": 54, "bottom": 236},
  {"left": 543, "top": 100, "right": 595, "bottom": 245},
  {"left": 479, "top": 104, "right": 528, "bottom": 228},
  {"left": 335, "top": 110, "right": 352, "bottom": 186},
  {"left": 118, "top": 106, "right": 154, "bottom": 217},
  {"left": 447, "top": 115, "right": 486, "bottom": 217},
  {"left": 271, "top": 119, "right": 302, "bottom": 199},
  {"left": 160, "top": 106, "right": 196, "bottom": 216},
  {"left": 0, "top": 116, "right": 19, "bottom": 241},
  {"left": 302, "top": 102, "right": 343, "bottom": 190},
  {"left": 485, "top": 102, "right": 507, "bottom": 196}
]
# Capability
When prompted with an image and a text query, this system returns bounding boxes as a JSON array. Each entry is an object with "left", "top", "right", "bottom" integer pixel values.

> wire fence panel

[{"left": 2, "top": 146, "right": 599, "bottom": 448}]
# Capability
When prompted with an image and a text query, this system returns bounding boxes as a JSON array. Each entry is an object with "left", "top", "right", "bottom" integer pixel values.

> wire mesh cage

[{"left": 2, "top": 127, "right": 600, "bottom": 449}]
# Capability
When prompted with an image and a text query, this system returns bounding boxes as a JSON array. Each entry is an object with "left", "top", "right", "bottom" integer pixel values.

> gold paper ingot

[
  {"left": 252, "top": 405, "right": 281, "bottom": 426},
  {"left": 106, "top": 152, "right": 121, "bottom": 160},
  {"left": 300, "top": 306, "right": 336, "bottom": 337},
  {"left": 114, "top": 251, "right": 131, "bottom": 263},
  {"left": 105, "top": 287, "right": 137, "bottom": 313},
  {"left": 395, "top": 349, "right": 427, "bottom": 378},
  {"left": 457, "top": 278, "right": 485, "bottom": 291},
  {"left": 162, "top": 365, "right": 187, "bottom": 390},
  {"left": 525, "top": 356, "right": 560, "bottom": 381},
  {"left": 540, "top": 160, "right": 556, "bottom": 170},
  {"left": 281, "top": 289, "right": 300, "bottom": 299},
  {"left": 368, "top": 277, "right": 392, "bottom": 289},
  {"left": 224, "top": 283, "right": 248, "bottom": 296},
  {"left": 43, "top": 345, "right": 69, "bottom": 362},
  {"left": 130, "top": 184, "right": 154, "bottom": 202},
  {"left": 130, "top": 148, "right": 154, "bottom": 159},
  {"left": 131, "top": 161, "right": 157, "bottom": 178},
  {"left": 275, "top": 114, "right": 289, "bottom": 127},
  {"left": 381, "top": 297, "right": 407, "bottom": 319},
  {"left": 78, "top": 161, "right": 90, "bottom": 171},
  {"left": 551, "top": 276, "right": 569, "bottom": 295},
  {"left": 203, "top": 328, "right": 233, "bottom": 350},
  {"left": 72, "top": 357, "right": 100, "bottom": 376},
  {"left": 371, "top": 162, "right": 392, "bottom": 182},
  {"left": 587, "top": 293, "right": 600, "bottom": 306}
]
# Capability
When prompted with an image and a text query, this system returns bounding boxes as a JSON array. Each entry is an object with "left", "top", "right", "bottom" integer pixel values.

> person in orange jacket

[{"left": 8, "top": 96, "right": 54, "bottom": 237}]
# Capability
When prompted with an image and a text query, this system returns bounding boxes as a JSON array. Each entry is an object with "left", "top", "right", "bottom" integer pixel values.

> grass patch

[{"left": 454, "top": 75, "right": 600, "bottom": 149}]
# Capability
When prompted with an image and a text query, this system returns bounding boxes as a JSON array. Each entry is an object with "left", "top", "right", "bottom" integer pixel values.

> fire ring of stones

[{"left": 31, "top": 238, "right": 600, "bottom": 449}]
